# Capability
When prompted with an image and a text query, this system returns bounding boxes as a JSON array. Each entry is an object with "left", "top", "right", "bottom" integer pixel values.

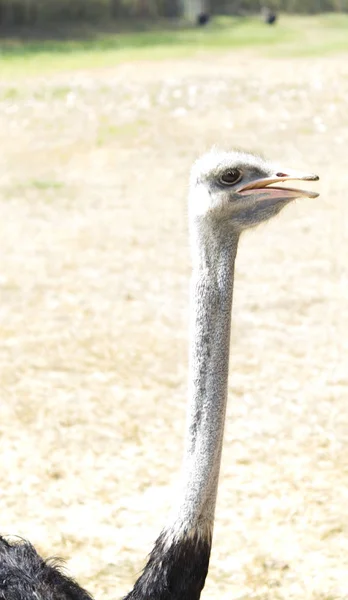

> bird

[
  {"left": 261, "top": 7, "right": 277, "bottom": 24},
  {"left": 196, "top": 13, "right": 210, "bottom": 26},
  {"left": 0, "top": 149, "right": 319, "bottom": 600}
]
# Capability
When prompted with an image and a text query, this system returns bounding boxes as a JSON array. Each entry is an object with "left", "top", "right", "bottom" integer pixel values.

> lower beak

[{"left": 237, "top": 169, "right": 319, "bottom": 200}]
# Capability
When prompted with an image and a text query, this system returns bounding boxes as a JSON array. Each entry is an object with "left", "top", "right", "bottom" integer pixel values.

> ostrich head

[{"left": 189, "top": 149, "right": 319, "bottom": 231}]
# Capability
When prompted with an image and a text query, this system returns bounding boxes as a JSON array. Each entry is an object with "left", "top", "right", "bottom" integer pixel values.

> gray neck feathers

[
  {"left": 169, "top": 216, "right": 239, "bottom": 540},
  {"left": 124, "top": 217, "right": 239, "bottom": 600}
]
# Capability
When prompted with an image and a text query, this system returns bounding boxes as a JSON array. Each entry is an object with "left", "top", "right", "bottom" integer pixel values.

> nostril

[{"left": 276, "top": 172, "right": 288, "bottom": 178}]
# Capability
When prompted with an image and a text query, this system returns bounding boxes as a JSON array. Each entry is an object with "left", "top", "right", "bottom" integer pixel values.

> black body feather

[
  {"left": 0, "top": 538, "right": 93, "bottom": 600},
  {"left": 124, "top": 531, "right": 211, "bottom": 600}
]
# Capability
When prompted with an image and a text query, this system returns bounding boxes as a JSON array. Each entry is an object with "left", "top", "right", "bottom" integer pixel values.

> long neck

[
  {"left": 173, "top": 220, "right": 238, "bottom": 533},
  {"left": 124, "top": 219, "right": 239, "bottom": 600}
]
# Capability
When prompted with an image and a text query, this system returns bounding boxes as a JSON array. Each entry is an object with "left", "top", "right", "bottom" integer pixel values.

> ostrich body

[
  {"left": 0, "top": 538, "right": 93, "bottom": 600},
  {"left": 197, "top": 13, "right": 210, "bottom": 26},
  {"left": 261, "top": 7, "right": 277, "bottom": 24},
  {"left": 1, "top": 150, "right": 319, "bottom": 600}
]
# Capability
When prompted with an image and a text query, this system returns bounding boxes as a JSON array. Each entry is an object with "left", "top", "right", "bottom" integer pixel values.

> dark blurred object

[
  {"left": 197, "top": 12, "right": 210, "bottom": 26},
  {"left": 261, "top": 6, "right": 277, "bottom": 24}
]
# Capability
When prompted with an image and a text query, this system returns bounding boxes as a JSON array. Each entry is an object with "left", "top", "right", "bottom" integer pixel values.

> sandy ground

[{"left": 0, "top": 52, "right": 348, "bottom": 599}]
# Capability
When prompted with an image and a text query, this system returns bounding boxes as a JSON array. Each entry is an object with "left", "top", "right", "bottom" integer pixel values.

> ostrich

[
  {"left": 261, "top": 7, "right": 277, "bottom": 24},
  {"left": 0, "top": 149, "right": 319, "bottom": 600},
  {"left": 197, "top": 13, "right": 210, "bottom": 26}
]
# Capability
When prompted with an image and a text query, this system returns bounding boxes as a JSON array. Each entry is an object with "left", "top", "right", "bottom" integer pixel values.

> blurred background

[
  {"left": 0, "top": 0, "right": 348, "bottom": 24},
  {"left": 0, "top": 4, "right": 348, "bottom": 600}
]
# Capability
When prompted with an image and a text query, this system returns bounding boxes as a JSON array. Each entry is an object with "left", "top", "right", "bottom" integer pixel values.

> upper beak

[{"left": 237, "top": 168, "right": 320, "bottom": 200}]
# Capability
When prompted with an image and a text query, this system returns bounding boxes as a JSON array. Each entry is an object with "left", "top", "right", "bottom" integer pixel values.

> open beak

[{"left": 237, "top": 168, "right": 319, "bottom": 200}]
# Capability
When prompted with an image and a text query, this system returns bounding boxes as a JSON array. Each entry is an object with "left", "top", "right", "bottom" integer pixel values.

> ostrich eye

[{"left": 219, "top": 169, "right": 242, "bottom": 186}]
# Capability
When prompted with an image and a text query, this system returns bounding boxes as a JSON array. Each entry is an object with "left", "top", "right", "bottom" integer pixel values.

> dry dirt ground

[{"left": 0, "top": 52, "right": 348, "bottom": 600}]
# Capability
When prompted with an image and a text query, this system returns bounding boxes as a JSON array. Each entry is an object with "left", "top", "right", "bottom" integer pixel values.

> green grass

[
  {"left": 0, "top": 14, "right": 348, "bottom": 77},
  {"left": 30, "top": 180, "right": 65, "bottom": 190}
]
